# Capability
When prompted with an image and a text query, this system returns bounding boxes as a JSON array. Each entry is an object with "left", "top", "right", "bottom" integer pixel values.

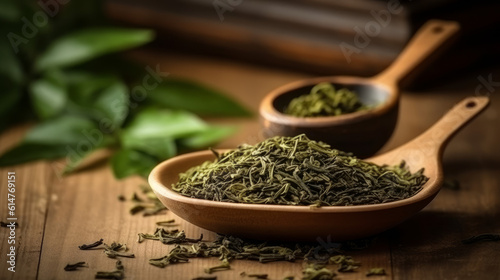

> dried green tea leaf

[
  {"left": 156, "top": 219, "right": 178, "bottom": 227},
  {"left": 95, "top": 260, "right": 125, "bottom": 279},
  {"left": 138, "top": 228, "right": 202, "bottom": 244},
  {"left": 103, "top": 242, "right": 135, "bottom": 258},
  {"left": 149, "top": 246, "right": 193, "bottom": 268},
  {"left": 0, "top": 221, "right": 19, "bottom": 227},
  {"left": 129, "top": 205, "right": 146, "bottom": 215},
  {"left": 79, "top": 239, "right": 103, "bottom": 250},
  {"left": 366, "top": 268, "right": 386, "bottom": 276},
  {"left": 240, "top": 272, "right": 269, "bottom": 279},
  {"left": 329, "top": 255, "right": 360, "bottom": 272},
  {"left": 302, "top": 263, "right": 335, "bottom": 280},
  {"left": 64, "top": 261, "right": 88, "bottom": 271},
  {"left": 205, "top": 260, "right": 230, "bottom": 274},
  {"left": 462, "top": 233, "right": 500, "bottom": 244}
]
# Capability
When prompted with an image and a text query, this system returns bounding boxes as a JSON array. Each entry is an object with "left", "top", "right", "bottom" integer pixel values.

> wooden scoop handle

[
  {"left": 369, "top": 96, "right": 489, "bottom": 170},
  {"left": 408, "top": 96, "right": 490, "bottom": 157},
  {"left": 374, "top": 20, "right": 460, "bottom": 86}
]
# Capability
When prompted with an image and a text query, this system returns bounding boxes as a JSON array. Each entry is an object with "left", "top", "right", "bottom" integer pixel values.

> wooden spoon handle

[
  {"left": 373, "top": 20, "right": 460, "bottom": 86},
  {"left": 406, "top": 96, "right": 490, "bottom": 158}
]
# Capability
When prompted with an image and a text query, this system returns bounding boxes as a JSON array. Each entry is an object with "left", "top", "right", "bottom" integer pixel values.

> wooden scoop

[
  {"left": 260, "top": 20, "right": 460, "bottom": 158},
  {"left": 149, "top": 96, "right": 489, "bottom": 241}
]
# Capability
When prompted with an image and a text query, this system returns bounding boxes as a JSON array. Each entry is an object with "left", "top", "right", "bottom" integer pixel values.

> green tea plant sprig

[{"left": 0, "top": 1, "right": 251, "bottom": 178}]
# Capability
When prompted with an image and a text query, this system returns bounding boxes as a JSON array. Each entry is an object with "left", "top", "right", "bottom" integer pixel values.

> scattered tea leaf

[
  {"left": 149, "top": 245, "right": 193, "bottom": 268},
  {"left": 302, "top": 263, "right": 335, "bottom": 280},
  {"left": 366, "top": 268, "right": 386, "bottom": 276},
  {"left": 205, "top": 260, "right": 231, "bottom": 274},
  {"left": 329, "top": 255, "right": 360, "bottom": 272},
  {"left": 129, "top": 205, "right": 146, "bottom": 215},
  {"left": 95, "top": 260, "right": 125, "bottom": 279},
  {"left": 131, "top": 193, "right": 143, "bottom": 203},
  {"left": 64, "top": 261, "right": 88, "bottom": 271},
  {"left": 79, "top": 239, "right": 104, "bottom": 250},
  {"left": 240, "top": 272, "right": 269, "bottom": 279},
  {"left": 138, "top": 228, "right": 202, "bottom": 244},
  {"left": 156, "top": 219, "right": 178, "bottom": 227},
  {"left": 0, "top": 221, "right": 19, "bottom": 227},
  {"left": 443, "top": 178, "right": 460, "bottom": 190},
  {"left": 103, "top": 242, "right": 135, "bottom": 258},
  {"left": 462, "top": 233, "right": 500, "bottom": 244}
]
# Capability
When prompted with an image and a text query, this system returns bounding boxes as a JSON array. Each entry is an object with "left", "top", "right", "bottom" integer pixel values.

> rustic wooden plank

[{"left": 0, "top": 125, "right": 55, "bottom": 280}]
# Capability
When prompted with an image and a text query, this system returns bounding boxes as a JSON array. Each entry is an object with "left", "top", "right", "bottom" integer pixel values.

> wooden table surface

[{"left": 1, "top": 49, "right": 499, "bottom": 280}]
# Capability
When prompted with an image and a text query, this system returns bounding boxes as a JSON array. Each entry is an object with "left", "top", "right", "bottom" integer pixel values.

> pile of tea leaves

[
  {"left": 173, "top": 134, "right": 428, "bottom": 206},
  {"left": 284, "top": 83, "right": 368, "bottom": 117}
]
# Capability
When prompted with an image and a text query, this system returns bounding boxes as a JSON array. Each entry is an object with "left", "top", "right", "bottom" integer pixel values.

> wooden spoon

[
  {"left": 260, "top": 20, "right": 460, "bottom": 158},
  {"left": 149, "top": 96, "right": 489, "bottom": 241}
]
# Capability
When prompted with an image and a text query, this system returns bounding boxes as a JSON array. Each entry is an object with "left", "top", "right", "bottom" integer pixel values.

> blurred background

[{"left": 106, "top": 0, "right": 500, "bottom": 85}]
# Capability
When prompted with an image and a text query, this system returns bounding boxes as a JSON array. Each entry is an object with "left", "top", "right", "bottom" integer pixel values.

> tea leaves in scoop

[
  {"left": 173, "top": 134, "right": 428, "bottom": 206},
  {"left": 284, "top": 83, "right": 369, "bottom": 117}
]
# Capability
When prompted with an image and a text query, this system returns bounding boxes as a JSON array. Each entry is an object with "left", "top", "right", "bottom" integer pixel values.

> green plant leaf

[
  {"left": 110, "top": 149, "right": 158, "bottom": 179},
  {"left": 122, "top": 136, "right": 176, "bottom": 160},
  {"left": 0, "top": 115, "right": 115, "bottom": 167},
  {"left": 179, "top": 126, "right": 237, "bottom": 149},
  {"left": 35, "top": 28, "right": 154, "bottom": 72},
  {"left": 0, "top": 87, "right": 22, "bottom": 120},
  {"left": 29, "top": 78, "right": 67, "bottom": 119},
  {"left": 24, "top": 115, "right": 98, "bottom": 145},
  {"left": 62, "top": 135, "right": 116, "bottom": 174},
  {"left": 60, "top": 72, "right": 129, "bottom": 129},
  {"left": 0, "top": 1, "right": 21, "bottom": 22},
  {"left": 148, "top": 79, "right": 252, "bottom": 117},
  {"left": 65, "top": 71, "right": 120, "bottom": 101},
  {"left": 0, "top": 143, "right": 70, "bottom": 166},
  {"left": 121, "top": 108, "right": 208, "bottom": 141},
  {"left": 0, "top": 38, "right": 23, "bottom": 84},
  {"left": 93, "top": 80, "right": 129, "bottom": 128}
]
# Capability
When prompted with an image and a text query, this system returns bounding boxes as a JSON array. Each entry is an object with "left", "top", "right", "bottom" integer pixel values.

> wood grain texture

[
  {"left": 0, "top": 49, "right": 498, "bottom": 280},
  {"left": 0, "top": 125, "right": 55, "bottom": 280}
]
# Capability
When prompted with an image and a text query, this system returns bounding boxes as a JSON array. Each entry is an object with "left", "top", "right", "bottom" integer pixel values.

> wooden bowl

[{"left": 260, "top": 20, "right": 460, "bottom": 158}]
